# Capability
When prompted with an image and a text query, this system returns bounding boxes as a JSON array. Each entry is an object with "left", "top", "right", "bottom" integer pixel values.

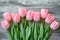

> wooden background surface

[{"left": 0, "top": 0, "right": 60, "bottom": 40}]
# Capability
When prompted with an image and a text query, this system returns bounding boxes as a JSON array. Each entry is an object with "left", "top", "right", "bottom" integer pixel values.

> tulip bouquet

[{"left": 1, "top": 8, "right": 60, "bottom": 40}]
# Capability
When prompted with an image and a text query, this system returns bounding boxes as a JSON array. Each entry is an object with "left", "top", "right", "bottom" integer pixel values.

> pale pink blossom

[
  {"left": 3, "top": 12, "right": 11, "bottom": 21},
  {"left": 1, "top": 20, "right": 10, "bottom": 29},
  {"left": 26, "top": 11, "right": 34, "bottom": 21},
  {"left": 12, "top": 14, "right": 20, "bottom": 23},
  {"left": 18, "top": 8, "right": 27, "bottom": 17},
  {"left": 41, "top": 9, "right": 48, "bottom": 18},
  {"left": 33, "top": 12, "right": 40, "bottom": 21},
  {"left": 50, "top": 20, "right": 59, "bottom": 30},
  {"left": 45, "top": 13, "right": 55, "bottom": 23}
]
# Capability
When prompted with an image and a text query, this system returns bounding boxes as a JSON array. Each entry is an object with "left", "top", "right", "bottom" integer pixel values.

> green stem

[
  {"left": 43, "top": 29, "right": 51, "bottom": 40},
  {"left": 21, "top": 17, "right": 25, "bottom": 26},
  {"left": 22, "top": 17, "right": 27, "bottom": 30},
  {"left": 14, "top": 23, "right": 21, "bottom": 40},
  {"left": 17, "top": 24, "right": 20, "bottom": 40},
  {"left": 30, "top": 22, "right": 34, "bottom": 40},
  {"left": 8, "top": 21, "right": 13, "bottom": 40},
  {"left": 43, "top": 24, "right": 51, "bottom": 40},
  {"left": 39, "top": 19, "right": 45, "bottom": 40},
  {"left": 24, "top": 18, "right": 27, "bottom": 30},
  {"left": 28, "top": 21, "right": 31, "bottom": 26},
  {"left": 20, "top": 23, "right": 26, "bottom": 40},
  {"left": 45, "top": 24, "right": 50, "bottom": 34},
  {"left": 11, "top": 23, "right": 15, "bottom": 40},
  {"left": 21, "top": 18, "right": 26, "bottom": 40},
  {"left": 34, "top": 22, "right": 38, "bottom": 40},
  {"left": 7, "top": 31, "right": 12, "bottom": 40}
]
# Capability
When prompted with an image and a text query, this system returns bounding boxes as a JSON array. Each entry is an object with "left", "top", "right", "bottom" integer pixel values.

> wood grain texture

[{"left": 0, "top": 0, "right": 60, "bottom": 40}]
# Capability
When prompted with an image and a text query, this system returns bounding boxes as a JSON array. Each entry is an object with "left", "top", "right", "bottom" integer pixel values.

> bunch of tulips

[{"left": 1, "top": 8, "right": 60, "bottom": 40}]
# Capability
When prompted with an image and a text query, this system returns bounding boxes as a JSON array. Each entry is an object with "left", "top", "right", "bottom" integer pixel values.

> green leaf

[
  {"left": 16, "top": 26, "right": 20, "bottom": 40},
  {"left": 26, "top": 26, "right": 31, "bottom": 40},
  {"left": 34, "top": 22, "right": 38, "bottom": 40},
  {"left": 13, "top": 23, "right": 20, "bottom": 40},
  {"left": 29, "top": 22, "right": 34, "bottom": 40},
  {"left": 43, "top": 25, "right": 51, "bottom": 40},
  {"left": 11, "top": 24, "right": 14, "bottom": 40},
  {"left": 43, "top": 29, "right": 51, "bottom": 40},
  {"left": 14, "top": 28, "right": 17, "bottom": 40},
  {"left": 20, "top": 32, "right": 23, "bottom": 39},
  {"left": 38, "top": 35, "right": 40, "bottom": 40},
  {"left": 40, "top": 23, "right": 44, "bottom": 39},
  {"left": 24, "top": 19, "right": 27, "bottom": 30},
  {"left": 45, "top": 25, "right": 50, "bottom": 33},
  {"left": 7, "top": 31, "right": 12, "bottom": 40},
  {"left": 19, "top": 23, "right": 23, "bottom": 40},
  {"left": 20, "top": 23, "right": 25, "bottom": 40},
  {"left": 15, "top": 30, "right": 20, "bottom": 40},
  {"left": 11, "top": 24, "right": 14, "bottom": 36},
  {"left": 39, "top": 19, "right": 45, "bottom": 40}
]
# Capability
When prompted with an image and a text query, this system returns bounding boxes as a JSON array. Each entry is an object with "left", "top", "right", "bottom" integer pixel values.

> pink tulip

[
  {"left": 18, "top": 8, "right": 27, "bottom": 17},
  {"left": 12, "top": 14, "right": 20, "bottom": 23},
  {"left": 1, "top": 20, "right": 10, "bottom": 29},
  {"left": 26, "top": 11, "right": 34, "bottom": 21},
  {"left": 33, "top": 12, "right": 40, "bottom": 21},
  {"left": 45, "top": 13, "right": 55, "bottom": 23},
  {"left": 3, "top": 12, "right": 11, "bottom": 21},
  {"left": 50, "top": 20, "right": 59, "bottom": 30},
  {"left": 41, "top": 9, "right": 48, "bottom": 18}
]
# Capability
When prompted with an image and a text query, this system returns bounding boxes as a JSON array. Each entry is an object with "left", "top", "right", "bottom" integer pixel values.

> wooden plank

[
  {"left": 0, "top": 0, "right": 60, "bottom": 5},
  {"left": 0, "top": 6, "right": 60, "bottom": 14}
]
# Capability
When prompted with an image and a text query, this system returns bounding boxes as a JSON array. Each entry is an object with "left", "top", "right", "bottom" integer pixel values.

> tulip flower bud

[
  {"left": 41, "top": 9, "right": 48, "bottom": 18},
  {"left": 18, "top": 8, "right": 27, "bottom": 17},
  {"left": 3, "top": 12, "right": 11, "bottom": 21},
  {"left": 45, "top": 13, "right": 55, "bottom": 23},
  {"left": 1, "top": 20, "right": 10, "bottom": 29},
  {"left": 50, "top": 21, "right": 59, "bottom": 30},
  {"left": 33, "top": 12, "right": 40, "bottom": 21},
  {"left": 12, "top": 14, "right": 20, "bottom": 23},
  {"left": 26, "top": 11, "right": 34, "bottom": 21}
]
